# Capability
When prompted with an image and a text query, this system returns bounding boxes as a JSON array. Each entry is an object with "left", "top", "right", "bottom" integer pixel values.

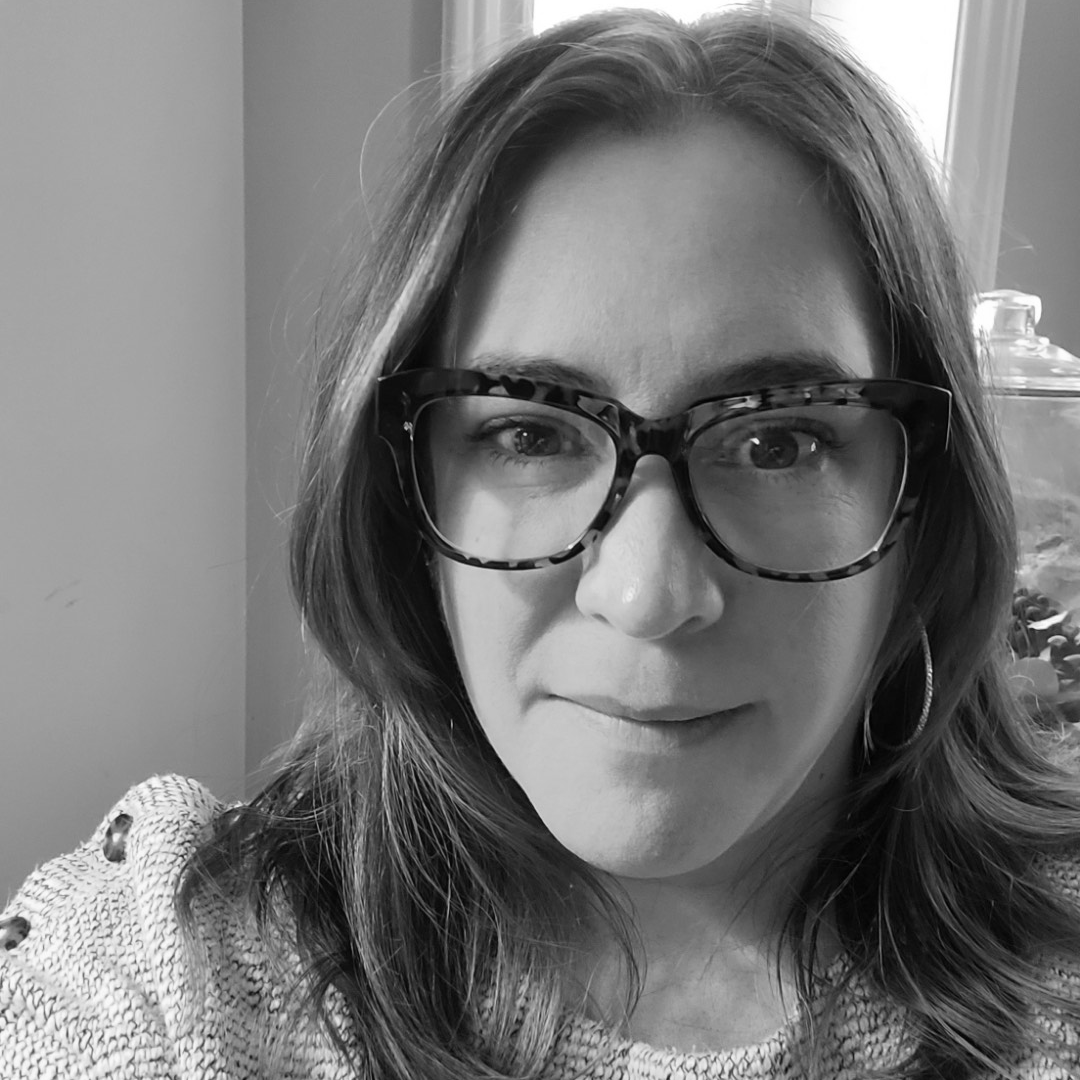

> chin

[{"left": 546, "top": 812, "right": 738, "bottom": 883}]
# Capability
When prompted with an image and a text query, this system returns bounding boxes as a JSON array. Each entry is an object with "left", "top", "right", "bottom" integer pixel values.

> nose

[{"left": 574, "top": 457, "right": 726, "bottom": 639}]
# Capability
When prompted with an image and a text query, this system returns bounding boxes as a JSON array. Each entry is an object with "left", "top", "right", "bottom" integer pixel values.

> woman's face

[{"left": 436, "top": 120, "right": 898, "bottom": 884}]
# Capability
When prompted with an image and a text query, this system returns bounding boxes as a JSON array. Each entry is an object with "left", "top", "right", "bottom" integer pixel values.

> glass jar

[{"left": 976, "top": 290, "right": 1080, "bottom": 720}]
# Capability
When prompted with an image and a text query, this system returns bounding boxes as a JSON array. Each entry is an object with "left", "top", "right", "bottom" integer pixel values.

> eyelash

[
  {"left": 468, "top": 416, "right": 596, "bottom": 465},
  {"left": 697, "top": 417, "right": 844, "bottom": 464}
]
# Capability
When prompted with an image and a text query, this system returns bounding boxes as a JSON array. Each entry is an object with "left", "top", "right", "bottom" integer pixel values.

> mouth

[
  {"left": 551, "top": 695, "right": 752, "bottom": 750},
  {"left": 558, "top": 694, "right": 747, "bottom": 725}
]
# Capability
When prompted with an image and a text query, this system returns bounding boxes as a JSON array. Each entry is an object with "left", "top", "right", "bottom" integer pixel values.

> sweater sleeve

[
  {"left": 1031, "top": 852, "right": 1080, "bottom": 1077},
  {"left": 0, "top": 775, "right": 224, "bottom": 1080}
]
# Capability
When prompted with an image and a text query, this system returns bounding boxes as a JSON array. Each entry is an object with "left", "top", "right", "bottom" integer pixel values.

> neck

[{"left": 568, "top": 800, "right": 841, "bottom": 1052}]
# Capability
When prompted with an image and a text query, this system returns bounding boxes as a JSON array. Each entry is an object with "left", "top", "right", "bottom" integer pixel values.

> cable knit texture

[{"left": 1, "top": 774, "right": 1078, "bottom": 1078}]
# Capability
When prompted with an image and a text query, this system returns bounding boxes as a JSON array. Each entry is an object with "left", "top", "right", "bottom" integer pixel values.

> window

[
  {"left": 532, "top": 1, "right": 959, "bottom": 161},
  {"left": 441, "top": 0, "right": 1026, "bottom": 289},
  {"left": 533, "top": 1, "right": 754, "bottom": 32}
]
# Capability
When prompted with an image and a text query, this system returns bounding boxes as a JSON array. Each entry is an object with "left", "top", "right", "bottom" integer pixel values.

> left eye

[
  {"left": 699, "top": 420, "right": 834, "bottom": 473},
  {"left": 744, "top": 428, "right": 823, "bottom": 470},
  {"left": 499, "top": 420, "right": 571, "bottom": 458}
]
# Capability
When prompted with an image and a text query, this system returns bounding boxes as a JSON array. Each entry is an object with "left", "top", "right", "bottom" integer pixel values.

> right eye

[
  {"left": 417, "top": 398, "right": 613, "bottom": 486},
  {"left": 477, "top": 416, "right": 582, "bottom": 460}
]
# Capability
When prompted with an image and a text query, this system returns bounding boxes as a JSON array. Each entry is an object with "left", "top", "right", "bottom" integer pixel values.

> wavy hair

[{"left": 178, "top": 9, "right": 1080, "bottom": 1078}]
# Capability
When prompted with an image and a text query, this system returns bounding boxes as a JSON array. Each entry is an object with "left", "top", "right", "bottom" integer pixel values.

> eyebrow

[{"left": 461, "top": 349, "right": 859, "bottom": 399}]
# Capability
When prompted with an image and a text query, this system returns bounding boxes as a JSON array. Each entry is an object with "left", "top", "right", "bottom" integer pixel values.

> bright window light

[
  {"left": 529, "top": 0, "right": 960, "bottom": 164},
  {"left": 532, "top": 2, "right": 741, "bottom": 33},
  {"left": 813, "top": 0, "right": 960, "bottom": 166}
]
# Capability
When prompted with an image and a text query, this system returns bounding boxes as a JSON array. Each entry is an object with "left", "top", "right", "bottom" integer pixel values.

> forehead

[{"left": 444, "top": 119, "right": 884, "bottom": 409}]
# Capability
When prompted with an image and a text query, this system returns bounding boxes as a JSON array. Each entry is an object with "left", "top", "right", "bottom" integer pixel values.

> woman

[{"left": 4, "top": 8, "right": 1080, "bottom": 1079}]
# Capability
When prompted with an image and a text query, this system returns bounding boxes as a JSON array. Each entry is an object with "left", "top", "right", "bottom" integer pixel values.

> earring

[{"left": 863, "top": 620, "right": 934, "bottom": 758}]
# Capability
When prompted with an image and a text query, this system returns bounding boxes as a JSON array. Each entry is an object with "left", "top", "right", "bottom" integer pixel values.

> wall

[
  {"left": 0, "top": 1, "right": 444, "bottom": 903},
  {"left": 0, "top": 3, "right": 247, "bottom": 902},
  {"left": 242, "top": 0, "right": 443, "bottom": 784},
  {"left": 997, "top": 0, "right": 1080, "bottom": 353}
]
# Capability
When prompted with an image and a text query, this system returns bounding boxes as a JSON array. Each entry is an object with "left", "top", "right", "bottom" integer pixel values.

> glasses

[{"left": 377, "top": 369, "right": 952, "bottom": 581}]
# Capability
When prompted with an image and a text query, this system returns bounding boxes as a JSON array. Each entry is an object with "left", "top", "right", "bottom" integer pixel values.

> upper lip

[{"left": 556, "top": 694, "right": 742, "bottom": 724}]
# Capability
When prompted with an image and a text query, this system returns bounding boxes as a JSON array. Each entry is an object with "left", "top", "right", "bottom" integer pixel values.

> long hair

[{"left": 178, "top": 9, "right": 1080, "bottom": 1078}]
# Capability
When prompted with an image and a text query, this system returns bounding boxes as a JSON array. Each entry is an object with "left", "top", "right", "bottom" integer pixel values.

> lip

[
  {"left": 556, "top": 693, "right": 744, "bottom": 724},
  {"left": 551, "top": 696, "right": 750, "bottom": 752}
]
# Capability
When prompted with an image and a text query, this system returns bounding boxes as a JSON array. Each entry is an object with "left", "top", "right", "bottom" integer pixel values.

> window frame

[
  {"left": 441, "top": 0, "right": 533, "bottom": 90},
  {"left": 944, "top": 0, "right": 1027, "bottom": 291}
]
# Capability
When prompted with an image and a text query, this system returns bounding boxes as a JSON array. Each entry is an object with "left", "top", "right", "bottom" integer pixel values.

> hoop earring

[{"left": 862, "top": 620, "right": 934, "bottom": 758}]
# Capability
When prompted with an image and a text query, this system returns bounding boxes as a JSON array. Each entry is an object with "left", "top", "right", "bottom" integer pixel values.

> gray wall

[
  {"left": 0, "top": 1, "right": 441, "bottom": 903},
  {"left": 0, "top": 3, "right": 247, "bottom": 902},
  {"left": 997, "top": 0, "right": 1080, "bottom": 354}
]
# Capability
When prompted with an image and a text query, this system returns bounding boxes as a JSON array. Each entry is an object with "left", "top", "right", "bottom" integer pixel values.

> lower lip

[{"left": 563, "top": 701, "right": 750, "bottom": 752}]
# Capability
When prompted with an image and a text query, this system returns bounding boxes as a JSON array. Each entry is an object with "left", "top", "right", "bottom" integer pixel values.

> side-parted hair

[{"left": 179, "top": 9, "right": 1080, "bottom": 1079}]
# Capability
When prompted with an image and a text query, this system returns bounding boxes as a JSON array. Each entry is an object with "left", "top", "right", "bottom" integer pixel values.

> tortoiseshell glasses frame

[{"left": 376, "top": 368, "right": 952, "bottom": 581}]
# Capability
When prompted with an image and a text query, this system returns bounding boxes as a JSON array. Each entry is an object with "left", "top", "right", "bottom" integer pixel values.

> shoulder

[
  {"left": 1034, "top": 846, "right": 1080, "bottom": 982},
  {"left": 2, "top": 773, "right": 225, "bottom": 971},
  {"left": 1037, "top": 848, "right": 1080, "bottom": 905},
  {"left": 1014, "top": 848, "right": 1080, "bottom": 1078},
  {"left": 2, "top": 774, "right": 226, "bottom": 962},
  {"left": 0, "top": 776, "right": 226, "bottom": 1077},
  {"left": 0, "top": 775, "right": 351, "bottom": 1079}
]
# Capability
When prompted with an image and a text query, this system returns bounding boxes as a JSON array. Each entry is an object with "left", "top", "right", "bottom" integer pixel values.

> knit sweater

[{"left": 1, "top": 774, "right": 1078, "bottom": 1079}]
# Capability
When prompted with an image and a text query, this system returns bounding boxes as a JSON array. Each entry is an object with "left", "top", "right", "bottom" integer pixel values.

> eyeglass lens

[{"left": 412, "top": 395, "right": 908, "bottom": 572}]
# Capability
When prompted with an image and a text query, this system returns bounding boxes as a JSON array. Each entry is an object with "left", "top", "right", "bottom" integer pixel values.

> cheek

[
  {"left": 777, "top": 565, "right": 899, "bottom": 705},
  {"left": 435, "top": 560, "right": 567, "bottom": 723}
]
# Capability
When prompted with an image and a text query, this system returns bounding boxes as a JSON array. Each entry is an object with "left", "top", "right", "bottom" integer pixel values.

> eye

[
  {"left": 420, "top": 397, "right": 613, "bottom": 482},
  {"left": 699, "top": 416, "right": 837, "bottom": 474},
  {"left": 463, "top": 407, "right": 610, "bottom": 472},
  {"left": 745, "top": 427, "right": 823, "bottom": 470},
  {"left": 491, "top": 418, "right": 571, "bottom": 458}
]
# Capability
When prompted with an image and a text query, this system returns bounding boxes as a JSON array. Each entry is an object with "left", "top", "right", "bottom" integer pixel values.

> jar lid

[{"left": 975, "top": 289, "right": 1080, "bottom": 394}]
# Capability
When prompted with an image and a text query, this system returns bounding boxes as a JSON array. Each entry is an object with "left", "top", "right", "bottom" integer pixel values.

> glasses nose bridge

[{"left": 625, "top": 414, "right": 686, "bottom": 466}]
